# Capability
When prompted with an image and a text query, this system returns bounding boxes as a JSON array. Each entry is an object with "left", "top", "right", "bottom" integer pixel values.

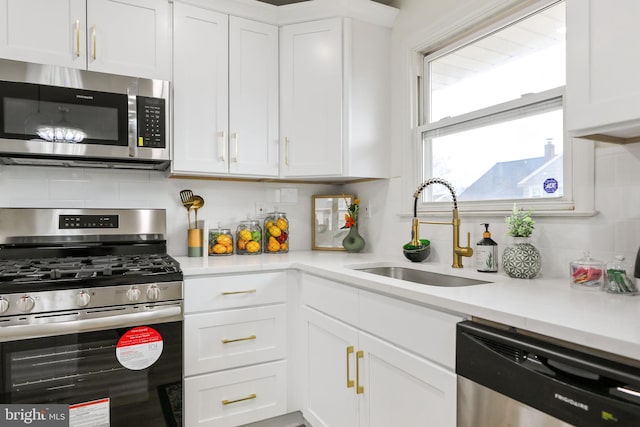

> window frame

[{"left": 409, "top": 0, "right": 594, "bottom": 216}]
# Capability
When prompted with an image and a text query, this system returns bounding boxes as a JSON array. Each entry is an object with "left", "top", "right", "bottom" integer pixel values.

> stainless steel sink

[{"left": 355, "top": 266, "right": 491, "bottom": 287}]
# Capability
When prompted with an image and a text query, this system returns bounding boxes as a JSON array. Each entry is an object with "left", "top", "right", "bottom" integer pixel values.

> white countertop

[{"left": 176, "top": 251, "right": 640, "bottom": 362}]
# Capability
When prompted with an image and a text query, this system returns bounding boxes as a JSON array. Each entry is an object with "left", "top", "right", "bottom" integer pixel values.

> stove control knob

[
  {"left": 146, "top": 285, "right": 160, "bottom": 301},
  {"left": 126, "top": 286, "right": 141, "bottom": 302},
  {"left": 0, "top": 297, "right": 9, "bottom": 313},
  {"left": 76, "top": 290, "right": 91, "bottom": 307},
  {"left": 17, "top": 295, "right": 35, "bottom": 312}
]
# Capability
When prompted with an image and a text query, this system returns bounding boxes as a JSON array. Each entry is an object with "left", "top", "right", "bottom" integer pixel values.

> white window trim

[{"left": 404, "top": 0, "right": 595, "bottom": 218}]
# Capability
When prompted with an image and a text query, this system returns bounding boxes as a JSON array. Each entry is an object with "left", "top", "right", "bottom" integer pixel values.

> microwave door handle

[{"left": 0, "top": 305, "right": 182, "bottom": 340}]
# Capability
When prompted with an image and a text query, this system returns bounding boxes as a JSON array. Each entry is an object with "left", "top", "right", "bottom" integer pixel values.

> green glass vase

[{"left": 342, "top": 224, "right": 365, "bottom": 253}]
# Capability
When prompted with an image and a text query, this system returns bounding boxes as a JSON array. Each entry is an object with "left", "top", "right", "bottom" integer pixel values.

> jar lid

[{"left": 572, "top": 251, "right": 604, "bottom": 266}]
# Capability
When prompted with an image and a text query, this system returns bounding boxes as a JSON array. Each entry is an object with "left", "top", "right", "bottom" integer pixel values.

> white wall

[
  {"left": 350, "top": 0, "right": 640, "bottom": 279},
  {"left": 0, "top": 164, "right": 338, "bottom": 257}
]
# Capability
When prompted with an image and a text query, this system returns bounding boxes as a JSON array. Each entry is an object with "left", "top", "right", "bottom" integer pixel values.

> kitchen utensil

[
  {"left": 192, "top": 195, "right": 204, "bottom": 228},
  {"left": 179, "top": 189, "right": 194, "bottom": 228}
]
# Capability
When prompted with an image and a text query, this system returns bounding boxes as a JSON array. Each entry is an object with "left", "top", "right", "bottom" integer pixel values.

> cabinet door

[
  {"left": 358, "top": 331, "right": 457, "bottom": 427},
  {"left": 172, "top": 3, "right": 228, "bottom": 174},
  {"left": 86, "top": 0, "right": 170, "bottom": 80},
  {"left": 303, "top": 307, "right": 358, "bottom": 427},
  {"left": 0, "top": 0, "right": 86, "bottom": 69},
  {"left": 280, "top": 18, "right": 343, "bottom": 177},
  {"left": 566, "top": 0, "right": 640, "bottom": 140},
  {"left": 228, "top": 17, "right": 279, "bottom": 176}
]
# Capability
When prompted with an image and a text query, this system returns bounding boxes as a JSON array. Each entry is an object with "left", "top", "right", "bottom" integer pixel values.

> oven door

[{"left": 0, "top": 318, "right": 182, "bottom": 427}]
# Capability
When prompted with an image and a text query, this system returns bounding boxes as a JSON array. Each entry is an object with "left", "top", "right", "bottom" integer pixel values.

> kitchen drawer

[
  {"left": 185, "top": 271, "right": 287, "bottom": 313},
  {"left": 184, "top": 304, "right": 286, "bottom": 376},
  {"left": 300, "top": 274, "right": 358, "bottom": 326},
  {"left": 184, "top": 360, "right": 287, "bottom": 427},
  {"left": 359, "top": 290, "right": 463, "bottom": 369}
]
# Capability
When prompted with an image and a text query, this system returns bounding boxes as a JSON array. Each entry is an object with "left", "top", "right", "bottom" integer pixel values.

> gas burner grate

[{"left": 0, "top": 254, "right": 180, "bottom": 284}]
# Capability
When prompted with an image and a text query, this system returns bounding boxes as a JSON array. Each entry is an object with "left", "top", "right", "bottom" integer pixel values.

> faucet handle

[{"left": 466, "top": 232, "right": 471, "bottom": 248}]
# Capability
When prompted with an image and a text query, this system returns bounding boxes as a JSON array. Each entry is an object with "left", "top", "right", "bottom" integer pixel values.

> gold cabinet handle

[
  {"left": 233, "top": 132, "right": 239, "bottom": 162},
  {"left": 222, "top": 393, "right": 256, "bottom": 405},
  {"left": 220, "top": 131, "right": 226, "bottom": 161},
  {"left": 222, "top": 335, "right": 256, "bottom": 344},
  {"left": 356, "top": 350, "right": 364, "bottom": 394},
  {"left": 221, "top": 289, "right": 256, "bottom": 295},
  {"left": 284, "top": 137, "right": 289, "bottom": 166},
  {"left": 346, "top": 346, "right": 355, "bottom": 388},
  {"left": 75, "top": 20, "right": 81, "bottom": 57},
  {"left": 92, "top": 24, "right": 97, "bottom": 60}
]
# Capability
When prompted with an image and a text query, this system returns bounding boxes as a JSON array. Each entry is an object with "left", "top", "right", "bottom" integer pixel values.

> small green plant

[{"left": 505, "top": 203, "right": 535, "bottom": 237}]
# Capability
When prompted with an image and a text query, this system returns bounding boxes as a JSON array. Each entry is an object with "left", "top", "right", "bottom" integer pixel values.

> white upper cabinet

[
  {"left": 0, "top": 0, "right": 86, "bottom": 69},
  {"left": 566, "top": 0, "right": 640, "bottom": 143},
  {"left": 172, "top": 4, "right": 229, "bottom": 175},
  {"left": 280, "top": 17, "right": 392, "bottom": 179},
  {"left": 172, "top": 3, "right": 279, "bottom": 177},
  {"left": 86, "top": 0, "right": 171, "bottom": 80},
  {"left": 228, "top": 16, "right": 279, "bottom": 176},
  {"left": 0, "top": 0, "right": 170, "bottom": 80}
]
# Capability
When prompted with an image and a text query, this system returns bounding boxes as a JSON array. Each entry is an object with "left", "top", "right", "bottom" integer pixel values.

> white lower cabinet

[
  {"left": 184, "top": 361, "right": 287, "bottom": 427},
  {"left": 301, "top": 274, "right": 460, "bottom": 427},
  {"left": 184, "top": 272, "right": 288, "bottom": 426}
]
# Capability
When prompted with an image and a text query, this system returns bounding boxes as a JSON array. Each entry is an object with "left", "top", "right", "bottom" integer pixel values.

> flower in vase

[{"left": 341, "top": 196, "right": 360, "bottom": 229}]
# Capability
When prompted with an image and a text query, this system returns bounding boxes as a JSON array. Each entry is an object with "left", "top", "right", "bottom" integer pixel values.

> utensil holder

[{"left": 188, "top": 228, "right": 203, "bottom": 257}]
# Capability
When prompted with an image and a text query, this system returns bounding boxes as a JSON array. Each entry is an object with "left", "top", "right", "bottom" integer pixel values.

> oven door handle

[{"left": 1, "top": 306, "right": 182, "bottom": 340}]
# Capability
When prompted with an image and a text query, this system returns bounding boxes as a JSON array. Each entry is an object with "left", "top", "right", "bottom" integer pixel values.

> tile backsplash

[
  {"left": 0, "top": 164, "right": 338, "bottom": 257},
  {"left": 1, "top": 140, "right": 638, "bottom": 279}
]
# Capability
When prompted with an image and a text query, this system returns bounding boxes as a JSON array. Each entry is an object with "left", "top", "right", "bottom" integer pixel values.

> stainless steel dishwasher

[{"left": 456, "top": 320, "right": 640, "bottom": 427}]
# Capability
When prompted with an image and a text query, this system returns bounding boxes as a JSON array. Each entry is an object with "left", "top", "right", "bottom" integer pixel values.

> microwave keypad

[{"left": 137, "top": 96, "right": 166, "bottom": 148}]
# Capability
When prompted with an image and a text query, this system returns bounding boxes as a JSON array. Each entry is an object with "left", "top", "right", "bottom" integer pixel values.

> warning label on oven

[
  {"left": 115, "top": 326, "right": 163, "bottom": 370},
  {"left": 69, "top": 399, "right": 109, "bottom": 427}
]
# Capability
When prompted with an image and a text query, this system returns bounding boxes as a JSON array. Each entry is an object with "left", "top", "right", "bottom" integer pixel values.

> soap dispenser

[{"left": 476, "top": 223, "right": 498, "bottom": 272}]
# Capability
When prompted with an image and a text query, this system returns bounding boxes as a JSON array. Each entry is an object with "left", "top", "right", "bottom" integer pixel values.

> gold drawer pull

[
  {"left": 222, "top": 393, "right": 257, "bottom": 405},
  {"left": 222, "top": 335, "right": 256, "bottom": 344},
  {"left": 346, "top": 345, "right": 355, "bottom": 388},
  {"left": 356, "top": 350, "right": 364, "bottom": 394},
  {"left": 221, "top": 289, "right": 256, "bottom": 295}
]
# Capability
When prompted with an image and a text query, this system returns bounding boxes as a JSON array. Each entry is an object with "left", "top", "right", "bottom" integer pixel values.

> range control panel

[{"left": 59, "top": 215, "right": 119, "bottom": 229}]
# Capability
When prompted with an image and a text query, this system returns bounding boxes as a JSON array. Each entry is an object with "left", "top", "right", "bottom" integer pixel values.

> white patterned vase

[{"left": 502, "top": 237, "right": 541, "bottom": 279}]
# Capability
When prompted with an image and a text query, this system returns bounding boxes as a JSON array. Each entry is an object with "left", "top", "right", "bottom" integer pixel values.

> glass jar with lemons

[
  {"left": 264, "top": 212, "right": 289, "bottom": 254},
  {"left": 236, "top": 220, "right": 262, "bottom": 255}
]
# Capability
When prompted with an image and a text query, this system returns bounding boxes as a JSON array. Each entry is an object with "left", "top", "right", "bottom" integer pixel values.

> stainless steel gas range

[{"left": 0, "top": 208, "right": 183, "bottom": 427}]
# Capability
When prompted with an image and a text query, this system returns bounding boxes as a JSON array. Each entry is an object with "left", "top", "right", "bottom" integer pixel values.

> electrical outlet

[
  {"left": 255, "top": 202, "right": 266, "bottom": 218},
  {"left": 364, "top": 200, "right": 372, "bottom": 218}
]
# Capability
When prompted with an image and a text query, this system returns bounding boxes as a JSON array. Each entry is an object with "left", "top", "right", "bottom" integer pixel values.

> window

[{"left": 418, "top": 1, "right": 569, "bottom": 209}]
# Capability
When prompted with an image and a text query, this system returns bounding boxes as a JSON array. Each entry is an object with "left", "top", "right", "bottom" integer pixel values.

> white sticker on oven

[
  {"left": 69, "top": 398, "right": 110, "bottom": 427},
  {"left": 116, "top": 326, "right": 163, "bottom": 370}
]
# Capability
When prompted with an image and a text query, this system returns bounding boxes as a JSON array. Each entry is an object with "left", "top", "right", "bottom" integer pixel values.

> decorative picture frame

[{"left": 311, "top": 194, "right": 354, "bottom": 251}]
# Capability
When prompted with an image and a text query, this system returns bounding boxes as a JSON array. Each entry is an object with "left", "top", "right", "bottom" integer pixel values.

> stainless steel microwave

[{"left": 0, "top": 58, "right": 170, "bottom": 170}]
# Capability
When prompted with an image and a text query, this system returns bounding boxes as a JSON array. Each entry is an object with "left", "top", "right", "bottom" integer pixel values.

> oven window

[{"left": 0, "top": 321, "right": 182, "bottom": 427}]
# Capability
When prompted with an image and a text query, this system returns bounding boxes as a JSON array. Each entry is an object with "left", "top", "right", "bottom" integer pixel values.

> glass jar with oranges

[
  {"left": 236, "top": 220, "right": 262, "bottom": 255},
  {"left": 208, "top": 227, "right": 234, "bottom": 256},
  {"left": 264, "top": 212, "right": 289, "bottom": 253}
]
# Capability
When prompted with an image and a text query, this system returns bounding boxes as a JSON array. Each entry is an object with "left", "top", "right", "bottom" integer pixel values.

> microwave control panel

[{"left": 137, "top": 96, "right": 166, "bottom": 148}]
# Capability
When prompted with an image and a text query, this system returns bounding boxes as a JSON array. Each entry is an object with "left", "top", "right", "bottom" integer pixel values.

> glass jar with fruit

[
  {"left": 236, "top": 220, "right": 262, "bottom": 255},
  {"left": 264, "top": 212, "right": 289, "bottom": 253},
  {"left": 208, "top": 226, "right": 234, "bottom": 256}
]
